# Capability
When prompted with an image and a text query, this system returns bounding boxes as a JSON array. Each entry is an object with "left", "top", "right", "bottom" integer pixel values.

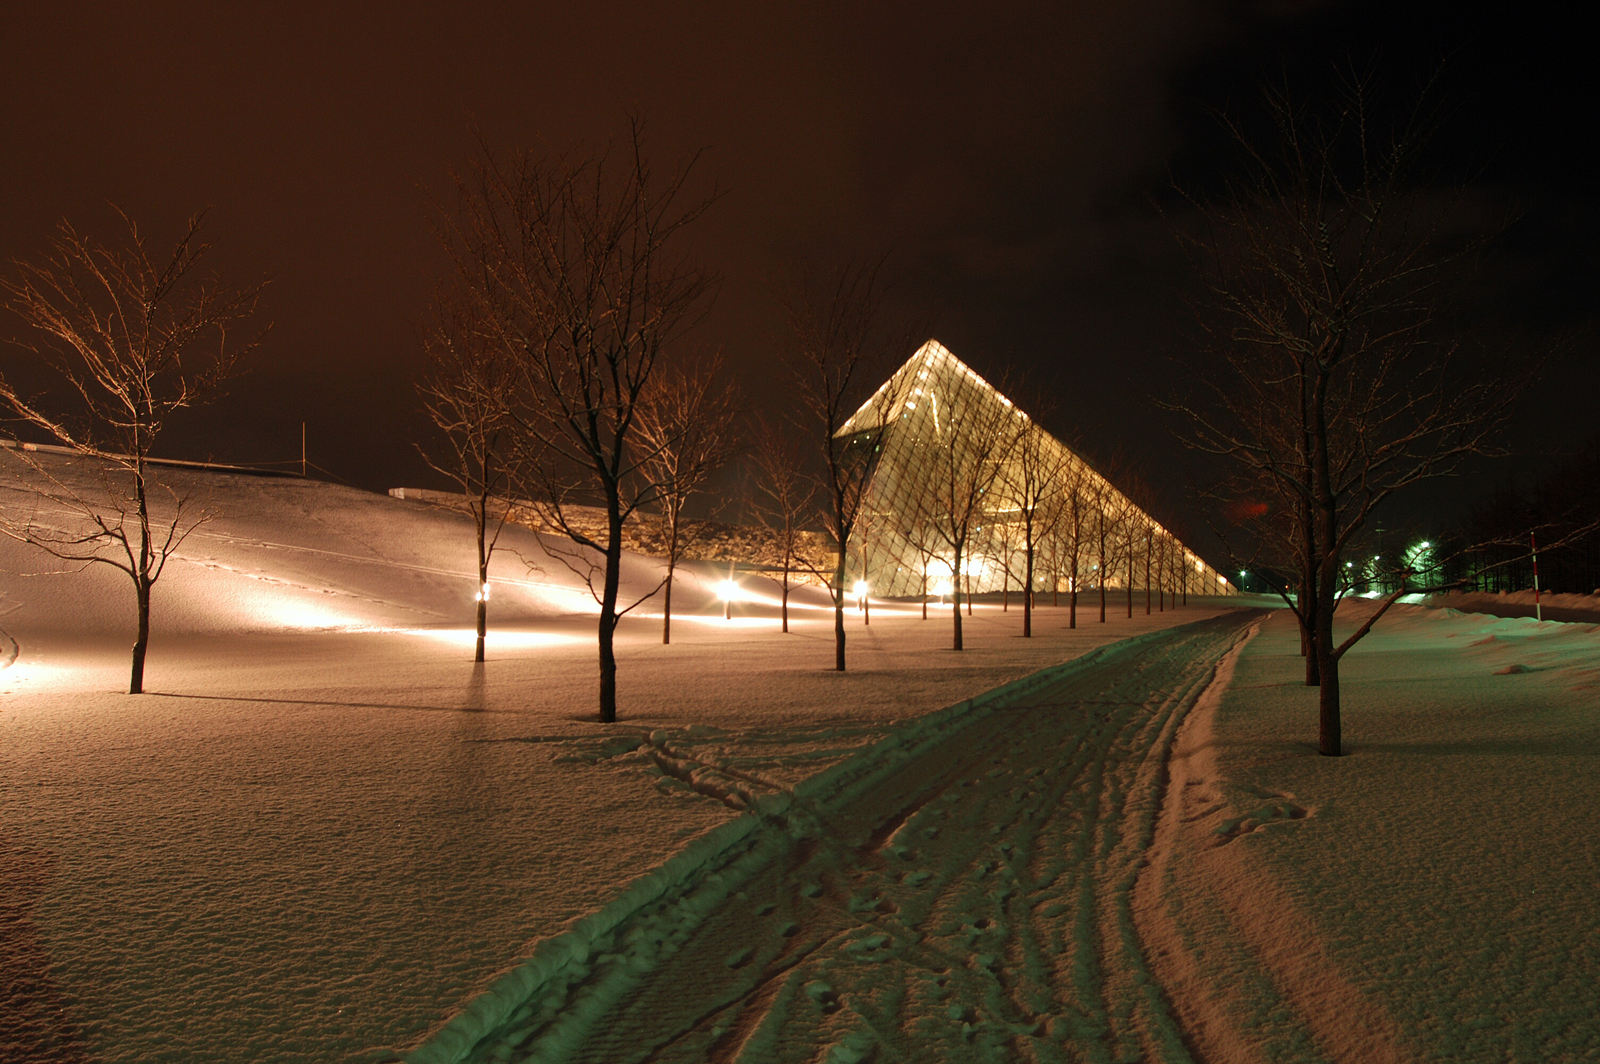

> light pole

[{"left": 1531, "top": 532, "right": 1543, "bottom": 622}]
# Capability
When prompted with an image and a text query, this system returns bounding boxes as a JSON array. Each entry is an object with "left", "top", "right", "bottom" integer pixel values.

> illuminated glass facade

[{"left": 836, "top": 341, "right": 1233, "bottom": 599}]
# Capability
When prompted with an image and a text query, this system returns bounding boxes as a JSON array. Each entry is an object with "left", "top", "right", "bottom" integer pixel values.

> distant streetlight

[
  {"left": 854, "top": 579, "right": 871, "bottom": 624},
  {"left": 718, "top": 578, "right": 738, "bottom": 620},
  {"left": 474, "top": 582, "right": 491, "bottom": 602}
]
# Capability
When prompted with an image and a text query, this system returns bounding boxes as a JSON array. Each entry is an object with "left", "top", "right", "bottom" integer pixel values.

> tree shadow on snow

[
  {"left": 1350, "top": 738, "right": 1600, "bottom": 758},
  {"left": 148, "top": 691, "right": 523, "bottom": 715},
  {"left": 0, "top": 840, "right": 94, "bottom": 1064}
]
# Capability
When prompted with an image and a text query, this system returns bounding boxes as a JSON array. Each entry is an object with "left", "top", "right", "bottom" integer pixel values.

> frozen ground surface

[
  {"left": 409, "top": 612, "right": 1259, "bottom": 1064},
  {"left": 0, "top": 452, "right": 1240, "bottom": 1063},
  {"left": 1163, "top": 601, "right": 1600, "bottom": 1063}
]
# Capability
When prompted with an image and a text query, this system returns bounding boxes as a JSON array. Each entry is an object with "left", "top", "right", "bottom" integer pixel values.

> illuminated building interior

[{"left": 835, "top": 341, "right": 1233, "bottom": 599}]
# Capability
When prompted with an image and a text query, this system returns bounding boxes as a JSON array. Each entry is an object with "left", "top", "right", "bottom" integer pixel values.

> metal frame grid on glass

[{"left": 834, "top": 341, "right": 1234, "bottom": 599}]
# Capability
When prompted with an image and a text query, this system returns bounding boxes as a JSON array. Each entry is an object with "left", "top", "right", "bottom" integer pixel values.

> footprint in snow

[{"left": 1213, "top": 799, "right": 1311, "bottom": 844}]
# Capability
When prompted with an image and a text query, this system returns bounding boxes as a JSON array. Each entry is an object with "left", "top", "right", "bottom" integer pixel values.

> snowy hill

[{"left": 0, "top": 448, "right": 745, "bottom": 644}]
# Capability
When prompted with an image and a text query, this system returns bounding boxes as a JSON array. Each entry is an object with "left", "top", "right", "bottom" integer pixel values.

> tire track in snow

[{"left": 413, "top": 613, "right": 1258, "bottom": 1064}]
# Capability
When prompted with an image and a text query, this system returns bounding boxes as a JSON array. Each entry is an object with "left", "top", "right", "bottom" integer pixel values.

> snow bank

[{"left": 1421, "top": 588, "right": 1600, "bottom": 624}]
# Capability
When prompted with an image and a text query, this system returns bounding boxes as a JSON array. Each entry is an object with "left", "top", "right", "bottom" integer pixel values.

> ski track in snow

[{"left": 421, "top": 613, "right": 1258, "bottom": 1064}]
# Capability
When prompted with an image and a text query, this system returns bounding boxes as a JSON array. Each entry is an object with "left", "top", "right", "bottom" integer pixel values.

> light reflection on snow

[
  {"left": 527, "top": 585, "right": 603, "bottom": 615},
  {"left": 0, "top": 661, "right": 66, "bottom": 686},
  {"left": 259, "top": 599, "right": 365, "bottom": 631},
  {"left": 392, "top": 628, "right": 583, "bottom": 649},
  {"left": 668, "top": 615, "right": 789, "bottom": 629}
]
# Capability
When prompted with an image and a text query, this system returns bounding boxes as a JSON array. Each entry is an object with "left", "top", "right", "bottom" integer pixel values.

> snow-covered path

[{"left": 416, "top": 612, "right": 1258, "bottom": 1064}]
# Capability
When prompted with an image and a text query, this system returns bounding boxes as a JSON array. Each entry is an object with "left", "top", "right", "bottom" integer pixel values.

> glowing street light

[
  {"left": 718, "top": 578, "right": 738, "bottom": 620},
  {"left": 474, "top": 582, "right": 491, "bottom": 602}
]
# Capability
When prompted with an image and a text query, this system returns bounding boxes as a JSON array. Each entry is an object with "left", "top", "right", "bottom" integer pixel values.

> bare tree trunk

[
  {"left": 1316, "top": 607, "right": 1340, "bottom": 755},
  {"left": 1144, "top": 531, "right": 1152, "bottom": 615},
  {"left": 1297, "top": 493, "right": 1321, "bottom": 684},
  {"left": 476, "top": 501, "right": 489, "bottom": 664},
  {"left": 1098, "top": 519, "right": 1108, "bottom": 623},
  {"left": 1070, "top": 586, "right": 1078, "bottom": 628},
  {"left": 966, "top": 569, "right": 973, "bottom": 616},
  {"left": 1023, "top": 539, "right": 1034, "bottom": 637},
  {"left": 921, "top": 572, "right": 928, "bottom": 619},
  {"left": 781, "top": 562, "right": 791, "bottom": 633},
  {"left": 1126, "top": 544, "right": 1134, "bottom": 618},
  {"left": 1312, "top": 368, "right": 1340, "bottom": 751},
  {"left": 598, "top": 503, "right": 624, "bottom": 723},
  {"left": 131, "top": 578, "right": 151, "bottom": 695},
  {"left": 662, "top": 562, "right": 675, "bottom": 645},
  {"left": 130, "top": 472, "right": 154, "bottom": 695},
  {"left": 952, "top": 545, "right": 965, "bottom": 650},
  {"left": 833, "top": 556, "right": 847, "bottom": 671},
  {"left": 1157, "top": 544, "right": 1165, "bottom": 612}
]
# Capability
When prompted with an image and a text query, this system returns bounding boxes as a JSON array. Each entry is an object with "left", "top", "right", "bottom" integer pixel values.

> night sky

[{"left": 3, "top": 2, "right": 1594, "bottom": 537}]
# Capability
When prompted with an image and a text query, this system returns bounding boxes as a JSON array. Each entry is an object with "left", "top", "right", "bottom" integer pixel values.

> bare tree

[
  {"left": 987, "top": 497, "right": 1024, "bottom": 614},
  {"left": 1089, "top": 474, "right": 1137, "bottom": 624},
  {"left": 1124, "top": 511, "right": 1141, "bottom": 619},
  {"left": 1118, "top": 470, "right": 1162, "bottom": 617},
  {"left": 747, "top": 415, "right": 817, "bottom": 633},
  {"left": 634, "top": 352, "right": 740, "bottom": 644},
  {"left": 885, "top": 475, "right": 947, "bottom": 621},
  {"left": 416, "top": 286, "right": 519, "bottom": 664},
  {"left": 785, "top": 263, "right": 904, "bottom": 671},
  {"left": 920, "top": 375, "right": 1024, "bottom": 650},
  {"left": 0, "top": 212, "right": 264, "bottom": 694},
  {"left": 445, "top": 123, "right": 717, "bottom": 723},
  {"left": 1052, "top": 458, "right": 1092, "bottom": 628},
  {"left": 1002, "top": 416, "right": 1072, "bottom": 637},
  {"left": 1171, "top": 74, "right": 1526, "bottom": 755}
]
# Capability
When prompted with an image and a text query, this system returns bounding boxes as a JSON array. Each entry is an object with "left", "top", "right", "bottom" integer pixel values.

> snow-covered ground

[
  {"left": 1421, "top": 588, "right": 1600, "bottom": 624},
  {"left": 13, "top": 451, "right": 1591, "bottom": 1063},
  {"left": 408, "top": 613, "right": 1257, "bottom": 1064},
  {"left": 1, "top": 452, "right": 1240, "bottom": 1063},
  {"left": 1164, "top": 599, "right": 1600, "bottom": 1062}
]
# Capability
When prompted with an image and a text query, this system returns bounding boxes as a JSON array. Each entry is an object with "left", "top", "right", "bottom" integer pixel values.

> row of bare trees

[
  {"left": 861, "top": 423, "right": 1204, "bottom": 654},
  {"left": 417, "top": 124, "right": 747, "bottom": 722},
  {"left": 421, "top": 140, "right": 970, "bottom": 719}
]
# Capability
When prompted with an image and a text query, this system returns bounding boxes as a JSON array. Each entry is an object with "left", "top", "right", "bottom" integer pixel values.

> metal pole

[{"left": 1531, "top": 532, "right": 1542, "bottom": 622}]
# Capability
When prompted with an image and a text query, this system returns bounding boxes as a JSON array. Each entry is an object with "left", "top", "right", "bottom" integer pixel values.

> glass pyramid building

[{"left": 835, "top": 340, "right": 1233, "bottom": 599}]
